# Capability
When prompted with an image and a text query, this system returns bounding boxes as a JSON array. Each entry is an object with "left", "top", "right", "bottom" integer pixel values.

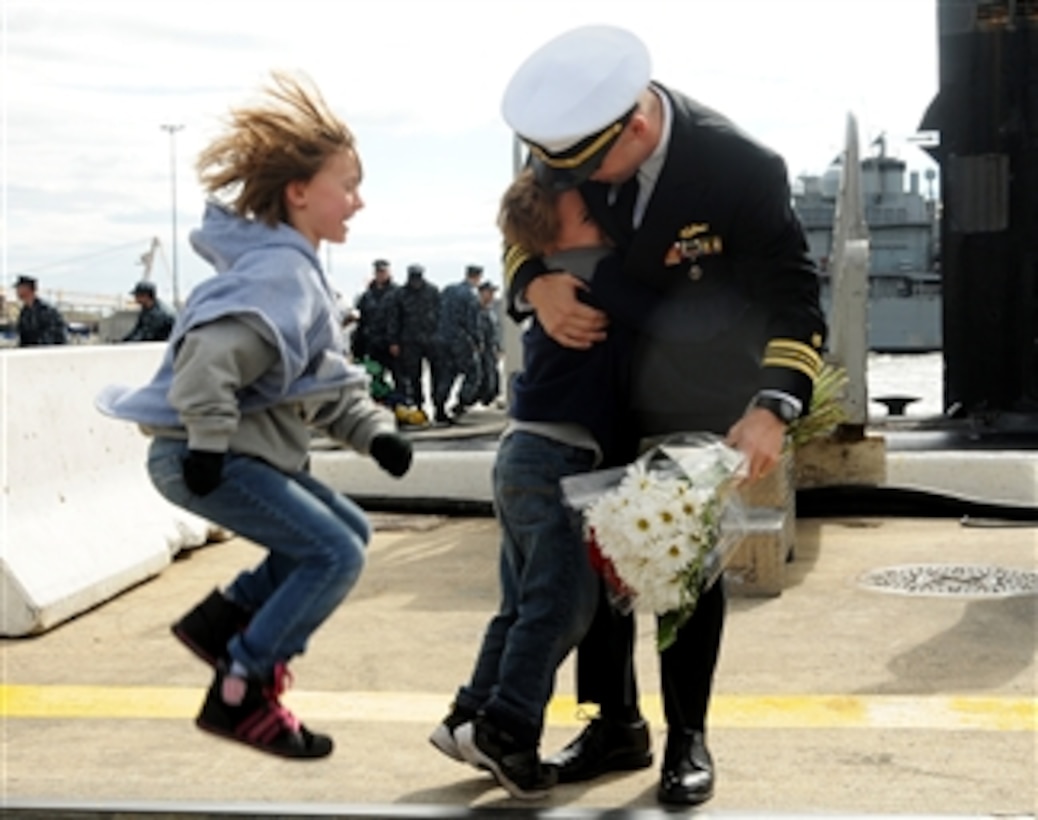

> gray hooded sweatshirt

[{"left": 97, "top": 202, "right": 395, "bottom": 472}]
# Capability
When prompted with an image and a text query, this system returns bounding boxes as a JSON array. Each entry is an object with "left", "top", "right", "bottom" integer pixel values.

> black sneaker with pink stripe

[
  {"left": 172, "top": 589, "right": 251, "bottom": 668},
  {"left": 195, "top": 662, "right": 333, "bottom": 759}
]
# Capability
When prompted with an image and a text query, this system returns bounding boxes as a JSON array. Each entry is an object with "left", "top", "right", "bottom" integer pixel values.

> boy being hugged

[
  {"left": 97, "top": 72, "right": 412, "bottom": 759},
  {"left": 431, "top": 169, "right": 676, "bottom": 799}
]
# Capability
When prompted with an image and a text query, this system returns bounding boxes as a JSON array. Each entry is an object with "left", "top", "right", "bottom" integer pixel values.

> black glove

[
  {"left": 371, "top": 433, "right": 413, "bottom": 478},
  {"left": 182, "top": 449, "right": 225, "bottom": 496}
]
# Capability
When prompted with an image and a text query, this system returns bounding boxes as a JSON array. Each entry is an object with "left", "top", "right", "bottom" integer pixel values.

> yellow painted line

[
  {"left": 1, "top": 685, "right": 1034, "bottom": 732},
  {"left": 1, "top": 683, "right": 201, "bottom": 719}
]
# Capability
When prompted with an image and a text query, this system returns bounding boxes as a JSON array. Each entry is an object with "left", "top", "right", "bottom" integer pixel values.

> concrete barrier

[
  {"left": 310, "top": 448, "right": 494, "bottom": 506},
  {"left": 887, "top": 450, "right": 1038, "bottom": 506},
  {"left": 1, "top": 345, "right": 214, "bottom": 637}
]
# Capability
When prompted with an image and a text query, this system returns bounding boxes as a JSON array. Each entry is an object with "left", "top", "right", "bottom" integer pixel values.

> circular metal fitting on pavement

[{"left": 859, "top": 564, "right": 1038, "bottom": 598}]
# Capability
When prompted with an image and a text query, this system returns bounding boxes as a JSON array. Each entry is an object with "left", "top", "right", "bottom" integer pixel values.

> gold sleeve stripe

[
  {"left": 763, "top": 345, "right": 822, "bottom": 372},
  {"left": 765, "top": 339, "right": 824, "bottom": 366},
  {"left": 762, "top": 355, "right": 820, "bottom": 380},
  {"left": 504, "top": 244, "right": 524, "bottom": 268},
  {"left": 766, "top": 338, "right": 824, "bottom": 356},
  {"left": 503, "top": 244, "right": 531, "bottom": 285},
  {"left": 763, "top": 338, "right": 823, "bottom": 379}
]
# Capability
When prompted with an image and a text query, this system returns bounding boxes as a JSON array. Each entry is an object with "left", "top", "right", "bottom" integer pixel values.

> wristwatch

[{"left": 752, "top": 394, "right": 799, "bottom": 425}]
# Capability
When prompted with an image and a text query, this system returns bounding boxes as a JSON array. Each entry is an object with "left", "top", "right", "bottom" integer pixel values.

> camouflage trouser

[
  {"left": 431, "top": 337, "right": 482, "bottom": 413},
  {"left": 478, "top": 351, "right": 500, "bottom": 404},
  {"left": 396, "top": 339, "right": 435, "bottom": 409}
]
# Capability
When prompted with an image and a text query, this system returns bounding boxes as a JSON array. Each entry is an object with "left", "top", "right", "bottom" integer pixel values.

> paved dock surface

[{"left": 2, "top": 507, "right": 1035, "bottom": 817}]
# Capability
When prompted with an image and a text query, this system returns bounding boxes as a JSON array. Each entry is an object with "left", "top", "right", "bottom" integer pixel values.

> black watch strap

[{"left": 753, "top": 394, "right": 798, "bottom": 425}]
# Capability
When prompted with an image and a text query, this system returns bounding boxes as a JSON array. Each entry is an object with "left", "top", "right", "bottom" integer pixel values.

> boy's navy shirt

[{"left": 510, "top": 251, "right": 685, "bottom": 466}]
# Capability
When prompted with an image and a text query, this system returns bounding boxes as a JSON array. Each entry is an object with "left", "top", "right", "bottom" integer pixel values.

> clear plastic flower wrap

[{"left": 561, "top": 433, "right": 750, "bottom": 651}]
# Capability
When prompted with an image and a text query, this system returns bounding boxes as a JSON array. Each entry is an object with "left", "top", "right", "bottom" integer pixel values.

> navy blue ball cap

[{"left": 502, "top": 25, "right": 651, "bottom": 190}]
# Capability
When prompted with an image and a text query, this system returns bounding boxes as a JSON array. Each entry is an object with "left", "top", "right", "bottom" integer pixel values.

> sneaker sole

[
  {"left": 455, "top": 723, "right": 552, "bottom": 801},
  {"left": 428, "top": 723, "right": 465, "bottom": 763},
  {"left": 195, "top": 717, "right": 333, "bottom": 760}
]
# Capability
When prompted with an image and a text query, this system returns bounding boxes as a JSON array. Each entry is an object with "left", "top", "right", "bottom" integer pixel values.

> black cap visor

[
  {"left": 530, "top": 150, "right": 608, "bottom": 191},
  {"left": 526, "top": 108, "right": 632, "bottom": 191}
]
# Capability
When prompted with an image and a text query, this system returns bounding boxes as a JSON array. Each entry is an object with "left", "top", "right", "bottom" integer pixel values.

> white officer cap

[{"left": 502, "top": 25, "right": 651, "bottom": 190}]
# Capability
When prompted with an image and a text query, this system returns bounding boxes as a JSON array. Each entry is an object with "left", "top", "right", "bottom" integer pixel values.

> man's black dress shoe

[
  {"left": 546, "top": 716, "right": 652, "bottom": 783},
  {"left": 657, "top": 728, "right": 715, "bottom": 806}
]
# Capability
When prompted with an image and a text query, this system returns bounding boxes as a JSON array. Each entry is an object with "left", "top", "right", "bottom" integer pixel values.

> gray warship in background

[{"left": 793, "top": 139, "right": 942, "bottom": 352}]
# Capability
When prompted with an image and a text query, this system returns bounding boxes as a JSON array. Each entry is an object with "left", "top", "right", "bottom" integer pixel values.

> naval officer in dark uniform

[
  {"left": 13, "top": 275, "right": 68, "bottom": 347},
  {"left": 500, "top": 25, "right": 827, "bottom": 806}
]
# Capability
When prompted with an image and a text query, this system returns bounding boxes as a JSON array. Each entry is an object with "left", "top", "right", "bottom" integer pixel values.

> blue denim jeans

[
  {"left": 148, "top": 437, "right": 369, "bottom": 679},
  {"left": 455, "top": 431, "right": 600, "bottom": 747}
]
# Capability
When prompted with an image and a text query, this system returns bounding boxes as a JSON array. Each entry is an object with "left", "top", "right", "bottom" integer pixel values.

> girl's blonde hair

[
  {"left": 497, "top": 167, "right": 559, "bottom": 255},
  {"left": 196, "top": 71, "right": 359, "bottom": 227}
]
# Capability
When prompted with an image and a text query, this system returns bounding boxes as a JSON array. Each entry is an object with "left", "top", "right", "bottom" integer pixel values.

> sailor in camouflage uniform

[
  {"left": 475, "top": 281, "right": 502, "bottom": 405},
  {"left": 388, "top": 263, "right": 441, "bottom": 413},
  {"left": 431, "top": 264, "right": 484, "bottom": 424},
  {"left": 13, "top": 275, "right": 68, "bottom": 347},
  {"left": 351, "top": 259, "right": 400, "bottom": 376},
  {"left": 123, "top": 281, "right": 176, "bottom": 342}
]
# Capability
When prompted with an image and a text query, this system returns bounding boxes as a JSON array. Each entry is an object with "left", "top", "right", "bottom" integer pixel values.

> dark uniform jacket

[
  {"left": 388, "top": 280, "right": 440, "bottom": 345},
  {"left": 352, "top": 281, "right": 399, "bottom": 357},
  {"left": 506, "top": 83, "right": 827, "bottom": 436},
  {"left": 478, "top": 304, "right": 501, "bottom": 355},
  {"left": 436, "top": 281, "right": 480, "bottom": 350},
  {"left": 123, "top": 301, "right": 176, "bottom": 342},
  {"left": 17, "top": 298, "right": 68, "bottom": 346}
]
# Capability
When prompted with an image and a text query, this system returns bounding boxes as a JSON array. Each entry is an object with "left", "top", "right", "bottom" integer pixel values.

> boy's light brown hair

[
  {"left": 196, "top": 71, "right": 359, "bottom": 227},
  {"left": 497, "top": 168, "right": 559, "bottom": 256}
]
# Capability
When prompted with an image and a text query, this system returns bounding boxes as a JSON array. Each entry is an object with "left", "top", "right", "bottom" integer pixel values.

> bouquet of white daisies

[{"left": 561, "top": 433, "right": 749, "bottom": 651}]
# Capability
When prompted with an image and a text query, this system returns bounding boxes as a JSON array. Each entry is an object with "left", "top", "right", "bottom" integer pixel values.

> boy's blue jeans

[
  {"left": 148, "top": 437, "right": 369, "bottom": 679},
  {"left": 455, "top": 431, "right": 600, "bottom": 747}
]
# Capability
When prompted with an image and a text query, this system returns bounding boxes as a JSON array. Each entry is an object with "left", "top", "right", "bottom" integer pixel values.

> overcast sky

[{"left": 3, "top": 0, "right": 940, "bottom": 305}]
